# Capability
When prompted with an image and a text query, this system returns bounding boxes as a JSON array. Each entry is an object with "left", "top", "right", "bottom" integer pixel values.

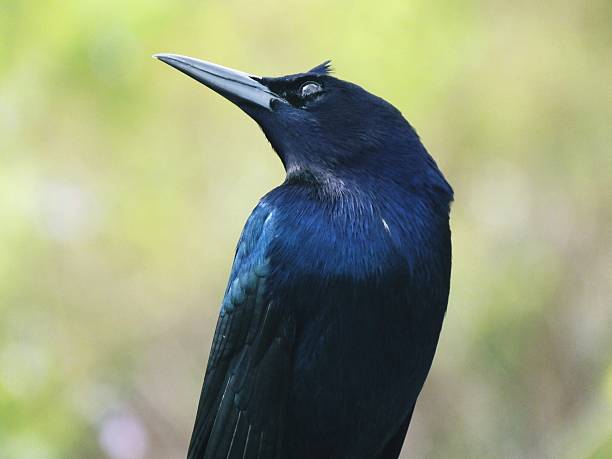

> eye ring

[{"left": 299, "top": 81, "right": 322, "bottom": 98}]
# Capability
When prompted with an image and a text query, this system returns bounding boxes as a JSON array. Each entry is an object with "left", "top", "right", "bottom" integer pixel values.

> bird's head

[{"left": 155, "top": 54, "right": 450, "bottom": 193}]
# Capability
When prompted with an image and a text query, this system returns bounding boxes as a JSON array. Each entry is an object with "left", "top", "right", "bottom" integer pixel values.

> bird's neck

[
  {"left": 283, "top": 164, "right": 388, "bottom": 210},
  {"left": 284, "top": 165, "right": 347, "bottom": 194}
]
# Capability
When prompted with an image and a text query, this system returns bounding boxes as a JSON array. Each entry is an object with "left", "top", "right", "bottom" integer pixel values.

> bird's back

[
  {"left": 188, "top": 178, "right": 452, "bottom": 459},
  {"left": 268, "top": 182, "right": 451, "bottom": 458}
]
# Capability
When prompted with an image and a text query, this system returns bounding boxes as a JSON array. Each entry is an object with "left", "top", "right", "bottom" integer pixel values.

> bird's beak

[{"left": 154, "top": 53, "right": 281, "bottom": 111}]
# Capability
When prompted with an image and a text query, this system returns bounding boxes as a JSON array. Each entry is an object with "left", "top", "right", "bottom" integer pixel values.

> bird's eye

[{"left": 299, "top": 82, "right": 322, "bottom": 98}]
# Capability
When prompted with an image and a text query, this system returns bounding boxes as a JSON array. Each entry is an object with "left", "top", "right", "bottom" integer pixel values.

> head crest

[{"left": 308, "top": 60, "right": 333, "bottom": 75}]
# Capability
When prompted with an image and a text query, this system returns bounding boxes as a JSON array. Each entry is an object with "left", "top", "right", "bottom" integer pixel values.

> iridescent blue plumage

[{"left": 156, "top": 54, "right": 453, "bottom": 459}]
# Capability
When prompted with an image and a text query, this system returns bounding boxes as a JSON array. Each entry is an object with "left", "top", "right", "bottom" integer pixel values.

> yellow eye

[{"left": 300, "top": 82, "right": 322, "bottom": 98}]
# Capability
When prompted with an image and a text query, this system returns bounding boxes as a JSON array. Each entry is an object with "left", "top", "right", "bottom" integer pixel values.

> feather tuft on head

[{"left": 308, "top": 60, "right": 333, "bottom": 75}]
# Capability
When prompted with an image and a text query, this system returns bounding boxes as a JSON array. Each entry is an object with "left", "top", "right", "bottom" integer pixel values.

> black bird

[{"left": 155, "top": 54, "right": 453, "bottom": 459}]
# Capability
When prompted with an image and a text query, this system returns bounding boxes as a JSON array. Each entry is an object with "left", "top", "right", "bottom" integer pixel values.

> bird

[{"left": 155, "top": 53, "right": 453, "bottom": 459}]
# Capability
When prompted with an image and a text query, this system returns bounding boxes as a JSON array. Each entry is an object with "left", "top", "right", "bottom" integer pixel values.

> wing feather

[{"left": 187, "top": 206, "right": 293, "bottom": 459}]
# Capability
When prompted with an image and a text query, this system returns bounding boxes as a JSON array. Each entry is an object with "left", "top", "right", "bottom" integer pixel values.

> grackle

[{"left": 155, "top": 54, "right": 453, "bottom": 459}]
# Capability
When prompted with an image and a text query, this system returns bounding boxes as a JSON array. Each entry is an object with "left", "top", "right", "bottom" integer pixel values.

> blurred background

[{"left": 1, "top": 1, "right": 611, "bottom": 458}]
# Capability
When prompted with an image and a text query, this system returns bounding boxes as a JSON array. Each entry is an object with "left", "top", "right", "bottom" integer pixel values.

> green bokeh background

[{"left": 1, "top": 1, "right": 611, "bottom": 458}]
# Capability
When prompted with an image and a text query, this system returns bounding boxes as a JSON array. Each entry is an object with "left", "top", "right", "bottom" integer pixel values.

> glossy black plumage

[{"left": 155, "top": 55, "right": 453, "bottom": 459}]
